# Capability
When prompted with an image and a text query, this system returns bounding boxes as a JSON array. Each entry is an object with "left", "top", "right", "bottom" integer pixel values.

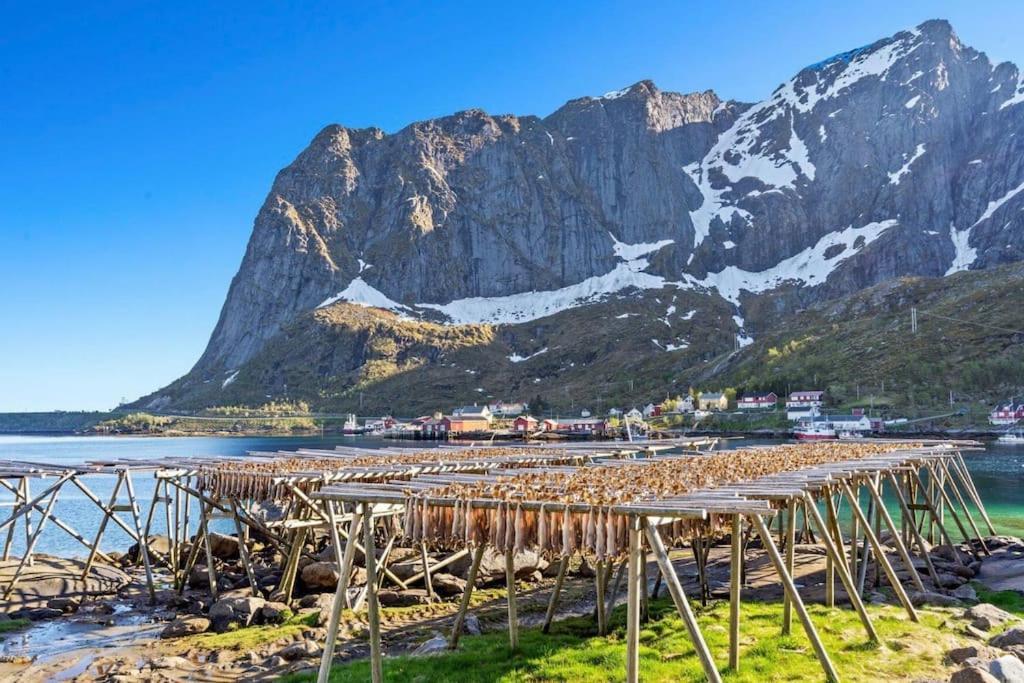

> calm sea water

[{"left": 0, "top": 435, "right": 1020, "bottom": 558}]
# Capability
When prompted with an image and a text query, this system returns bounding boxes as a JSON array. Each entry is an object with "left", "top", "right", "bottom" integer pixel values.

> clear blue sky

[{"left": 2, "top": 1, "right": 1022, "bottom": 412}]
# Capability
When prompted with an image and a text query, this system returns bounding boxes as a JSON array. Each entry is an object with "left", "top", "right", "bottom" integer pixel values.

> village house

[
  {"left": 451, "top": 405, "right": 493, "bottom": 423},
  {"left": 488, "top": 401, "right": 528, "bottom": 417},
  {"left": 737, "top": 392, "right": 778, "bottom": 410},
  {"left": 420, "top": 416, "right": 450, "bottom": 437},
  {"left": 642, "top": 403, "right": 658, "bottom": 418},
  {"left": 625, "top": 408, "right": 644, "bottom": 421},
  {"left": 447, "top": 413, "right": 492, "bottom": 433},
  {"left": 698, "top": 392, "right": 729, "bottom": 411},
  {"left": 787, "top": 390, "right": 825, "bottom": 409},
  {"left": 541, "top": 417, "right": 606, "bottom": 435},
  {"left": 513, "top": 415, "right": 538, "bottom": 432},
  {"left": 674, "top": 395, "right": 695, "bottom": 413},
  {"left": 990, "top": 402, "right": 1024, "bottom": 425}
]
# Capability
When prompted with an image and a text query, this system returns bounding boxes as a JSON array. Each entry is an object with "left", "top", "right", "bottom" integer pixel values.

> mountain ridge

[{"left": 137, "top": 18, "right": 1024, "bottom": 412}]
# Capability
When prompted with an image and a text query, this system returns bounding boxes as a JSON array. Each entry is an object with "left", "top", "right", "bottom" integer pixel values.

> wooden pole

[
  {"left": 751, "top": 514, "right": 840, "bottom": 683},
  {"left": 1, "top": 478, "right": 24, "bottom": 561},
  {"left": 802, "top": 493, "right": 879, "bottom": 642},
  {"left": 911, "top": 470, "right": 962, "bottom": 564},
  {"left": 625, "top": 516, "right": 641, "bottom": 683},
  {"left": 363, "top": 503, "right": 383, "bottom": 683},
  {"left": 336, "top": 509, "right": 363, "bottom": 610},
  {"left": 953, "top": 451, "right": 996, "bottom": 535},
  {"left": 4, "top": 484, "right": 62, "bottom": 598},
  {"left": 885, "top": 472, "right": 940, "bottom": 586},
  {"left": 839, "top": 482, "right": 918, "bottom": 622},
  {"left": 542, "top": 555, "right": 569, "bottom": 634},
  {"left": 198, "top": 499, "right": 219, "bottom": 600},
  {"left": 644, "top": 518, "right": 721, "bottom": 683},
  {"left": 729, "top": 513, "right": 742, "bottom": 671},
  {"left": 449, "top": 543, "right": 485, "bottom": 648},
  {"left": 316, "top": 504, "right": 352, "bottom": 683},
  {"left": 925, "top": 464, "right": 981, "bottom": 560},
  {"left": 605, "top": 558, "right": 627, "bottom": 619},
  {"left": 82, "top": 471, "right": 125, "bottom": 580},
  {"left": 420, "top": 541, "right": 435, "bottom": 602},
  {"left": 231, "top": 499, "right": 259, "bottom": 597},
  {"left": 123, "top": 470, "right": 156, "bottom": 603},
  {"left": 940, "top": 461, "right": 989, "bottom": 555},
  {"left": 782, "top": 497, "right": 796, "bottom": 635},
  {"left": 595, "top": 560, "right": 607, "bottom": 635},
  {"left": 864, "top": 477, "right": 925, "bottom": 592},
  {"left": 505, "top": 550, "right": 519, "bottom": 649}
]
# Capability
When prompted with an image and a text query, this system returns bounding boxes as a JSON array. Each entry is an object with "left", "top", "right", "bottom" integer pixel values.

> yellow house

[{"left": 698, "top": 392, "right": 729, "bottom": 411}]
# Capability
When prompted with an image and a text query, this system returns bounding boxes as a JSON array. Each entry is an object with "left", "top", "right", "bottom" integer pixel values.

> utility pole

[{"left": 911, "top": 307, "right": 918, "bottom": 334}]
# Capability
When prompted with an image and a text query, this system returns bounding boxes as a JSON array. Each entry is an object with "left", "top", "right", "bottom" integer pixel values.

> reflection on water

[{"left": 0, "top": 434, "right": 1020, "bottom": 557}]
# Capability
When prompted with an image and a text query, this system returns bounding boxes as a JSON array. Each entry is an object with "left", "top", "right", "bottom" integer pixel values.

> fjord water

[{"left": 0, "top": 435, "right": 1020, "bottom": 558}]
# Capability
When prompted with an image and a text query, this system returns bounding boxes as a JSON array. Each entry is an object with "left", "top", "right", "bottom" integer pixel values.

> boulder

[
  {"left": 378, "top": 589, "right": 430, "bottom": 607},
  {"left": 411, "top": 632, "right": 449, "bottom": 656},
  {"left": 301, "top": 561, "right": 340, "bottom": 589},
  {"left": 989, "top": 654, "right": 1024, "bottom": 682},
  {"left": 160, "top": 616, "right": 210, "bottom": 638},
  {"left": 969, "top": 604, "right": 1018, "bottom": 631},
  {"left": 127, "top": 535, "right": 173, "bottom": 561},
  {"left": 1002, "top": 644, "right": 1024, "bottom": 663},
  {"left": 457, "top": 549, "right": 548, "bottom": 584},
  {"left": 21, "top": 607, "right": 62, "bottom": 620},
  {"left": 933, "top": 544, "right": 965, "bottom": 563},
  {"left": 993, "top": 628, "right": 1024, "bottom": 649},
  {"left": 951, "top": 667, "right": 1000, "bottom": 683},
  {"left": 278, "top": 639, "right": 321, "bottom": 661},
  {"left": 46, "top": 597, "right": 80, "bottom": 613},
  {"left": 188, "top": 565, "right": 211, "bottom": 588},
  {"left": 208, "top": 533, "right": 240, "bottom": 560},
  {"left": 954, "top": 585, "right": 980, "bottom": 602},
  {"left": 431, "top": 573, "right": 467, "bottom": 597},
  {"left": 463, "top": 614, "right": 482, "bottom": 636},
  {"left": 149, "top": 655, "right": 192, "bottom": 670},
  {"left": 949, "top": 646, "right": 984, "bottom": 664},
  {"left": 209, "top": 596, "right": 266, "bottom": 627},
  {"left": 909, "top": 590, "right": 962, "bottom": 607},
  {"left": 260, "top": 602, "right": 292, "bottom": 624}
]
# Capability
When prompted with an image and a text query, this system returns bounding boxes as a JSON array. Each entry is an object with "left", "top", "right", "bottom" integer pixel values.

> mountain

[{"left": 137, "top": 19, "right": 1024, "bottom": 413}]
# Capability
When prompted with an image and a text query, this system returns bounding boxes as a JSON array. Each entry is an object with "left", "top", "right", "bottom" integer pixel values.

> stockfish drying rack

[{"left": 313, "top": 440, "right": 993, "bottom": 683}]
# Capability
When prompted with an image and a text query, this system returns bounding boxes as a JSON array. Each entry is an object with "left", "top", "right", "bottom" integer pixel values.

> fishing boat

[
  {"left": 793, "top": 422, "right": 837, "bottom": 440},
  {"left": 995, "top": 428, "right": 1024, "bottom": 445},
  {"left": 341, "top": 413, "right": 365, "bottom": 435}
]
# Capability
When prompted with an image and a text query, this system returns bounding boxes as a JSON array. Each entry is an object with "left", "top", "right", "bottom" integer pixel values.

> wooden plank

[
  {"left": 449, "top": 544, "right": 485, "bottom": 649},
  {"left": 363, "top": 504, "right": 383, "bottom": 683}
]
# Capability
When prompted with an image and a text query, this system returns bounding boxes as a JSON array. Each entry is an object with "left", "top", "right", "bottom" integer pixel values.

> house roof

[
  {"left": 790, "top": 390, "right": 824, "bottom": 398},
  {"left": 740, "top": 393, "right": 776, "bottom": 401},
  {"left": 453, "top": 405, "right": 490, "bottom": 416},
  {"left": 700, "top": 392, "right": 725, "bottom": 400}
]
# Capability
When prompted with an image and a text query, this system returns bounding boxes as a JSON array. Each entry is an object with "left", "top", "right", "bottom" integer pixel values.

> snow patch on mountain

[
  {"left": 508, "top": 347, "right": 548, "bottom": 363},
  {"left": 609, "top": 233, "right": 674, "bottom": 260},
  {"left": 417, "top": 258, "right": 670, "bottom": 325},
  {"left": 319, "top": 278, "right": 412, "bottom": 316},
  {"left": 1000, "top": 74, "right": 1024, "bottom": 109},
  {"left": 683, "top": 220, "right": 898, "bottom": 303},
  {"left": 888, "top": 144, "right": 926, "bottom": 185}
]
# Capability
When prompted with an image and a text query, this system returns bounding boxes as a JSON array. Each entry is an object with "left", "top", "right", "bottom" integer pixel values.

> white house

[
  {"left": 737, "top": 392, "right": 778, "bottom": 410},
  {"left": 787, "top": 390, "right": 825, "bottom": 409}
]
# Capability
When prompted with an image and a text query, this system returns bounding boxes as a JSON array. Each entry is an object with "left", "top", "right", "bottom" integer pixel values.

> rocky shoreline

[{"left": 3, "top": 528, "right": 1024, "bottom": 681}]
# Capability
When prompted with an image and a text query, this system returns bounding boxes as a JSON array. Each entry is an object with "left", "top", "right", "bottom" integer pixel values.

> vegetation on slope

[
  {"left": 133, "top": 264, "right": 1022, "bottom": 419},
  {"left": 289, "top": 599, "right": 965, "bottom": 683}
]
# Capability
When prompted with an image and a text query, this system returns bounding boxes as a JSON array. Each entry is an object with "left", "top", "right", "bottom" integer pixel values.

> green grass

[
  {"left": 974, "top": 585, "right": 1024, "bottom": 618},
  {"left": 0, "top": 618, "right": 30, "bottom": 634},
  {"left": 180, "top": 610, "right": 316, "bottom": 651},
  {"left": 285, "top": 599, "right": 964, "bottom": 683}
]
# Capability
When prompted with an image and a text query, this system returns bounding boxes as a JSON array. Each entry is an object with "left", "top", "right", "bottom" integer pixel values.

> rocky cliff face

[{"left": 145, "top": 19, "right": 1024, "bottom": 410}]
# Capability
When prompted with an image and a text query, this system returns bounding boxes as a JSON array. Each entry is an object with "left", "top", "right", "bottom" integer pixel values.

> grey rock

[
  {"left": 46, "top": 597, "right": 80, "bottom": 613},
  {"left": 463, "top": 614, "right": 482, "bottom": 636},
  {"left": 949, "top": 646, "right": 984, "bottom": 664},
  {"left": 909, "top": 590, "right": 962, "bottom": 607},
  {"left": 968, "top": 604, "right": 1018, "bottom": 631},
  {"left": 149, "top": 656, "right": 192, "bottom": 670},
  {"left": 994, "top": 628, "right": 1024, "bottom": 649},
  {"left": 300, "top": 561, "right": 340, "bottom": 589},
  {"left": 207, "top": 533, "right": 240, "bottom": 560},
  {"left": 951, "top": 667, "right": 1001, "bottom": 683},
  {"left": 278, "top": 639, "right": 321, "bottom": 661},
  {"left": 989, "top": 654, "right": 1024, "bottom": 682},
  {"left": 411, "top": 633, "right": 450, "bottom": 656},
  {"left": 953, "top": 585, "right": 980, "bottom": 602},
  {"left": 260, "top": 601, "right": 292, "bottom": 624},
  {"left": 160, "top": 616, "right": 211, "bottom": 638},
  {"left": 431, "top": 572, "right": 467, "bottom": 597},
  {"left": 377, "top": 589, "right": 430, "bottom": 607},
  {"left": 21, "top": 607, "right": 62, "bottom": 621}
]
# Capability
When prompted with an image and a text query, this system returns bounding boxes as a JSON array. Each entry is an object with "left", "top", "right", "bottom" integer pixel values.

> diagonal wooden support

[
  {"left": 802, "top": 493, "right": 878, "bottom": 642},
  {"left": 885, "top": 472, "right": 940, "bottom": 587},
  {"left": 123, "top": 470, "right": 156, "bottom": 603},
  {"left": 643, "top": 518, "right": 722, "bottom": 683},
  {"left": 952, "top": 452, "right": 996, "bottom": 535},
  {"left": 751, "top": 513, "right": 840, "bottom": 683},
  {"left": 542, "top": 554, "right": 569, "bottom": 634},
  {"left": 939, "top": 461, "right": 989, "bottom": 556},
  {"left": 840, "top": 482, "right": 918, "bottom": 622},
  {"left": 910, "top": 469, "right": 962, "bottom": 564},
  {"left": 82, "top": 471, "right": 126, "bottom": 580},
  {"left": 449, "top": 543, "right": 486, "bottom": 649},
  {"left": 231, "top": 499, "right": 259, "bottom": 597},
  {"left": 864, "top": 476, "right": 925, "bottom": 593},
  {"left": 923, "top": 464, "right": 981, "bottom": 561},
  {"left": 4, "top": 483, "right": 62, "bottom": 598}
]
